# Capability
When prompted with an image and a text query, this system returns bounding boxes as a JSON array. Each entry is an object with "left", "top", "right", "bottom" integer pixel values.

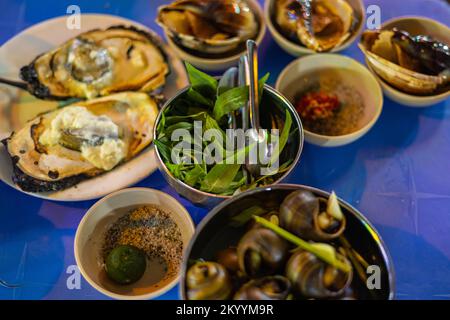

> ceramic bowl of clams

[
  {"left": 359, "top": 16, "right": 450, "bottom": 107},
  {"left": 181, "top": 184, "right": 395, "bottom": 300},
  {"left": 156, "top": 0, "right": 266, "bottom": 71},
  {"left": 265, "top": 0, "right": 365, "bottom": 56}
]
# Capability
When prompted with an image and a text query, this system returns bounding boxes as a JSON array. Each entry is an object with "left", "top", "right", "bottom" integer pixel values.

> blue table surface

[{"left": 0, "top": 0, "right": 449, "bottom": 300}]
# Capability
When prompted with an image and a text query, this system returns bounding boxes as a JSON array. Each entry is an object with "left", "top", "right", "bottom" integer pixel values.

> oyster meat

[
  {"left": 360, "top": 29, "right": 450, "bottom": 95},
  {"left": 2, "top": 92, "right": 158, "bottom": 192},
  {"left": 157, "top": 0, "right": 259, "bottom": 54},
  {"left": 274, "top": 0, "right": 356, "bottom": 52},
  {"left": 20, "top": 26, "right": 170, "bottom": 100}
]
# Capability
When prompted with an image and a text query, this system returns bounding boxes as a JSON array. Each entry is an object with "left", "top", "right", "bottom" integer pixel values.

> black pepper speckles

[{"left": 102, "top": 205, "right": 183, "bottom": 283}]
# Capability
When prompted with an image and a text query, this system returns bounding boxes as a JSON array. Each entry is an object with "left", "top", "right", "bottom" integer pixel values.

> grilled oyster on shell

[
  {"left": 3, "top": 92, "right": 158, "bottom": 192},
  {"left": 20, "top": 26, "right": 169, "bottom": 100},
  {"left": 360, "top": 29, "right": 450, "bottom": 95},
  {"left": 157, "top": 0, "right": 259, "bottom": 54},
  {"left": 275, "top": 0, "right": 356, "bottom": 52}
]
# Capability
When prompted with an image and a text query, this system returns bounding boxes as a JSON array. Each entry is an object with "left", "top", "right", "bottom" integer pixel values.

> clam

[
  {"left": 279, "top": 190, "right": 346, "bottom": 241},
  {"left": 156, "top": 0, "right": 259, "bottom": 54},
  {"left": 359, "top": 29, "right": 450, "bottom": 95},
  {"left": 186, "top": 261, "right": 233, "bottom": 300},
  {"left": 274, "top": 0, "right": 356, "bottom": 52},
  {"left": 234, "top": 276, "right": 291, "bottom": 300},
  {"left": 237, "top": 228, "right": 289, "bottom": 277},
  {"left": 286, "top": 249, "right": 353, "bottom": 299}
]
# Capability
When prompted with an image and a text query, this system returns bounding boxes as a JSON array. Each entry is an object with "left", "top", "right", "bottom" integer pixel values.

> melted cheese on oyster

[{"left": 39, "top": 106, "right": 127, "bottom": 170}]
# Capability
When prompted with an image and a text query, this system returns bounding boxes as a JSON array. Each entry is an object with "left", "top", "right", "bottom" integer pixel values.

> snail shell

[
  {"left": 234, "top": 275, "right": 291, "bottom": 300},
  {"left": 216, "top": 247, "right": 239, "bottom": 273},
  {"left": 237, "top": 228, "right": 289, "bottom": 277},
  {"left": 186, "top": 261, "right": 233, "bottom": 300},
  {"left": 286, "top": 249, "right": 353, "bottom": 299},
  {"left": 279, "top": 190, "right": 346, "bottom": 241}
]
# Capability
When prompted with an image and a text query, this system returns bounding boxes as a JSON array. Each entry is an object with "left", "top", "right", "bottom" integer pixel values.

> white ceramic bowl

[
  {"left": 276, "top": 54, "right": 383, "bottom": 147},
  {"left": 363, "top": 16, "right": 450, "bottom": 107},
  {"left": 74, "top": 188, "right": 195, "bottom": 300},
  {"left": 265, "top": 0, "right": 365, "bottom": 56},
  {"left": 161, "top": 0, "right": 266, "bottom": 71}
]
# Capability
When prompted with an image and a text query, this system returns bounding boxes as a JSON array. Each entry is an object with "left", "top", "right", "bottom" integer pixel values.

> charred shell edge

[
  {"left": 19, "top": 25, "right": 171, "bottom": 100},
  {"left": 1, "top": 137, "right": 90, "bottom": 192}
]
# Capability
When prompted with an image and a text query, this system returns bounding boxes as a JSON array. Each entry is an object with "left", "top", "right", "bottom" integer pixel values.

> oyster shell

[
  {"left": 2, "top": 92, "right": 158, "bottom": 192},
  {"left": 359, "top": 29, "right": 450, "bottom": 95},
  {"left": 157, "top": 0, "right": 259, "bottom": 54},
  {"left": 274, "top": 0, "right": 356, "bottom": 52},
  {"left": 20, "top": 26, "right": 170, "bottom": 100}
]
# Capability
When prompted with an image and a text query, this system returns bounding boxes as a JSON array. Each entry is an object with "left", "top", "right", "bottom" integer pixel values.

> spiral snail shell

[
  {"left": 186, "top": 261, "right": 233, "bottom": 300},
  {"left": 279, "top": 190, "right": 346, "bottom": 241},
  {"left": 286, "top": 249, "right": 353, "bottom": 299},
  {"left": 234, "top": 276, "right": 291, "bottom": 300}
]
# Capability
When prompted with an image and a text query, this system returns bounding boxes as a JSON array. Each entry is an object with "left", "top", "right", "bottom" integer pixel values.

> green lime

[{"left": 105, "top": 245, "right": 147, "bottom": 285}]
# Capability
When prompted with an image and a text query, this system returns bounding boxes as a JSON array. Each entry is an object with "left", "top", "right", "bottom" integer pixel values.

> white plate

[{"left": 0, "top": 14, "right": 189, "bottom": 201}]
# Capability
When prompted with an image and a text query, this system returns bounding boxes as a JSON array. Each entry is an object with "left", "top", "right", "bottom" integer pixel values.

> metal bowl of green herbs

[{"left": 154, "top": 63, "right": 303, "bottom": 207}]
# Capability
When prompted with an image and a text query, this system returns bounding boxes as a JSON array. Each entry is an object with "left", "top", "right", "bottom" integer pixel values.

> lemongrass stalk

[{"left": 253, "top": 216, "right": 351, "bottom": 273}]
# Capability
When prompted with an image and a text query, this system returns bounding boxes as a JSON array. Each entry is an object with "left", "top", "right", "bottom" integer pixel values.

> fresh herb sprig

[{"left": 155, "top": 63, "right": 294, "bottom": 196}]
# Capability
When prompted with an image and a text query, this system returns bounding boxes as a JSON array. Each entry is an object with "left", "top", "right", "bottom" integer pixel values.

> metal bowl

[
  {"left": 154, "top": 85, "right": 304, "bottom": 208},
  {"left": 181, "top": 184, "right": 395, "bottom": 300}
]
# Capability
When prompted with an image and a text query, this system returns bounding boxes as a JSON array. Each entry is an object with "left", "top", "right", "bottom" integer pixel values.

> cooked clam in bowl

[
  {"left": 2, "top": 92, "right": 159, "bottom": 192},
  {"left": 20, "top": 26, "right": 170, "bottom": 100},
  {"left": 182, "top": 185, "right": 394, "bottom": 300},
  {"left": 270, "top": 0, "right": 363, "bottom": 53},
  {"left": 156, "top": 0, "right": 260, "bottom": 56},
  {"left": 359, "top": 28, "right": 450, "bottom": 95}
]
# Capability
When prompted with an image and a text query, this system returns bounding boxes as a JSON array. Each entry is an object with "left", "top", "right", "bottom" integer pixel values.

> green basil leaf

[
  {"left": 212, "top": 73, "right": 270, "bottom": 121},
  {"left": 200, "top": 163, "right": 241, "bottom": 194},
  {"left": 164, "top": 122, "right": 193, "bottom": 136},
  {"left": 184, "top": 164, "right": 206, "bottom": 187},
  {"left": 154, "top": 139, "right": 172, "bottom": 163},
  {"left": 186, "top": 62, "right": 218, "bottom": 99},
  {"left": 268, "top": 110, "right": 292, "bottom": 166},
  {"left": 186, "top": 88, "right": 214, "bottom": 107}
]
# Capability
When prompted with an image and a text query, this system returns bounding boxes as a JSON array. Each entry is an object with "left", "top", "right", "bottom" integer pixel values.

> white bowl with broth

[
  {"left": 74, "top": 188, "right": 195, "bottom": 300},
  {"left": 276, "top": 54, "right": 383, "bottom": 147}
]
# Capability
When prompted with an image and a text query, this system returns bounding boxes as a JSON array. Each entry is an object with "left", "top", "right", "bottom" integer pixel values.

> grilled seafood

[
  {"left": 2, "top": 92, "right": 158, "bottom": 192},
  {"left": 20, "top": 26, "right": 169, "bottom": 99}
]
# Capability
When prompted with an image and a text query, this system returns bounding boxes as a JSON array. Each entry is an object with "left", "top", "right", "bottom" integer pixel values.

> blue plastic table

[{"left": 0, "top": 0, "right": 449, "bottom": 300}]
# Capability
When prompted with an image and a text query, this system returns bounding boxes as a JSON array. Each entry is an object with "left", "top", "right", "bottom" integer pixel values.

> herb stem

[{"left": 253, "top": 216, "right": 351, "bottom": 273}]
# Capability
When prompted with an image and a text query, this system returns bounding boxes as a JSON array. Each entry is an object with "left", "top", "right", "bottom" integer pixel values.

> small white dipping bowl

[
  {"left": 74, "top": 188, "right": 195, "bottom": 300},
  {"left": 364, "top": 16, "right": 450, "bottom": 107},
  {"left": 276, "top": 54, "right": 383, "bottom": 147},
  {"left": 265, "top": 0, "right": 365, "bottom": 56},
  {"left": 162, "top": 0, "right": 266, "bottom": 71}
]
